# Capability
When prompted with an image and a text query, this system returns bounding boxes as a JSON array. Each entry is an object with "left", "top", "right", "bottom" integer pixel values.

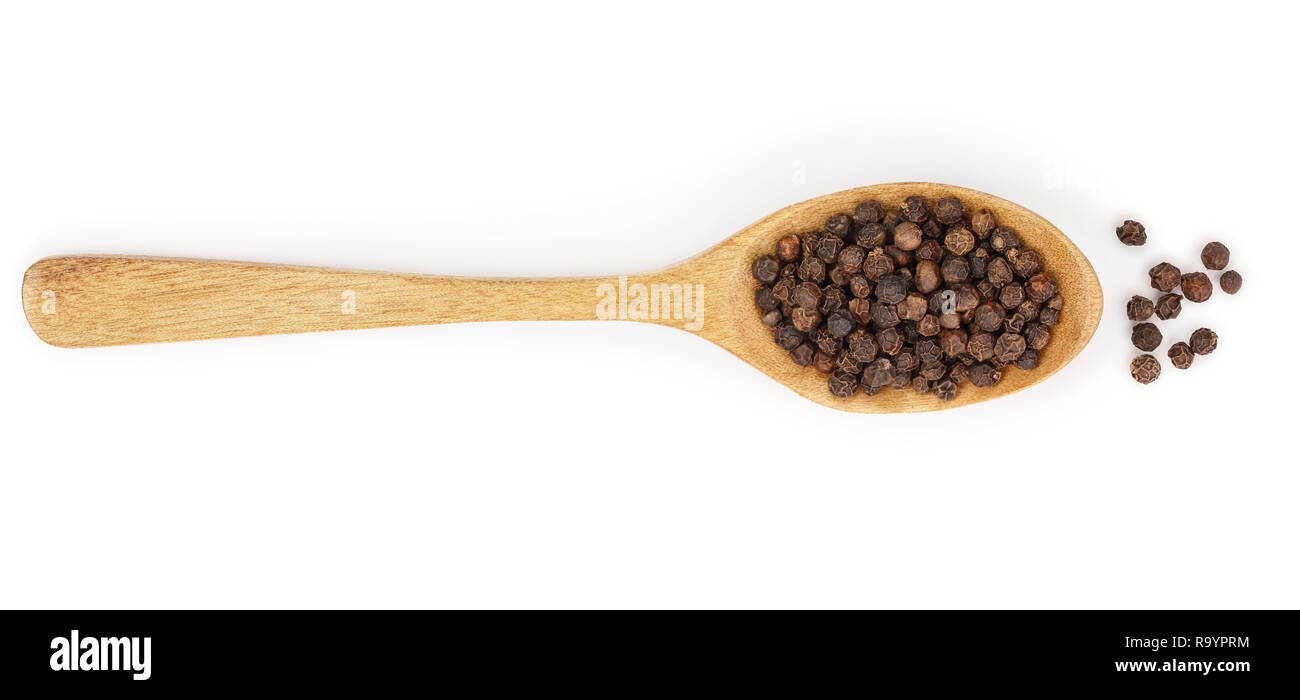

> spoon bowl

[{"left": 22, "top": 182, "right": 1101, "bottom": 412}]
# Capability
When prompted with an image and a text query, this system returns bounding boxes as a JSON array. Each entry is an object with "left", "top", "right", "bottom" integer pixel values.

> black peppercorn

[
  {"left": 790, "top": 343, "right": 815, "bottom": 367},
  {"left": 1181, "top": 272, "right": 1213, "bottom": 302},
  {"left": 752, "top": 255, "right": 780, "bottom": 283},
  {"left": 761, "top": 309, "right": 783, "bottom": 327},
  {"left": 1200, "top": 241, "right": 1230, "bottom": 270},
  {"left": 1219, "top": 270, "right": 1242, "bottom": 294},
  {"left": 912, "top": 376, "right": 932, "bottom": 394},
  {"left": 862, "top": 248, "right": 894, "bottom": 281},
  {"left": 993, "top": 332, "right": 1027, "bottom": 364},
  {"left": 815, "top": 234, "right": 844, "bottom": 264},
  {"left": 790, "top": 306, "right": 821, "bottom": 333},
  {"left": 1148, "top": 262, "right": 1181, "bottom": 293},
  {"left": 933, "top": 196, "right": 963, "bottom": 224},
  {"left": 849, "top": 273, "right": 873, "bottom": 299},
  {"left": 967, "top": 331, "right": 996, "bottom": 362},
  {"left": 970, "top": 208, "right": 996, "bottom": 238},
  {"left": 813, "top": 351, "right": 837, "bottom": 374},
  {"left": 856, "top": 222, "right": 888, "bottom": 248},
  {"left": 776, "top": 235, "right": 802, "bottom": 262},
  {"left": 940, "top": 256, "right": 970, "bottom": 284},
  {"left": 837, "top": 245, "right": 865, "bottom": 274},
  {"left": 871, "top": 302, "right": 900, "bottom": 329},
  {"left": 1116, "top": 220, "right": 1146, "bottom": 246},
  {"left": 825, "top": 309, "right": 855, "bottom": 338},
  {"left": 862, "top": 357, "right": 895, "bottom": 387},
  {"left": 901, "top": 196, "right": 928, "bottom": 222},
  {"left": 774, "top": 323, "right": 804, "bottom": 351},
  {"left": 988, "top": 227, "right": 1019, "bottom": 253},
  {"left": 793, "top": 281, "right": 822, "bottom": 309},
  {"left": 939, "top": 328, "right": 968, "bottom": 357},
  {"left": 1131, "top": 322, "right": 1162, "bottom": 352},
  {"left": 1189, "top": 328, "right": 1217, "bottom": 355},
  {"left": 854, "top": 200, "right": 884, "bottom": 224},
  {"left": 754, "top": 285, "right": 780, "bottom": 311},
  {"left": 876, "top": 327, "right": 904, "bottom": 356},
  {"left": 1154, "top": 293, "right": 1182, "bottom": 320},
  {"left": 797, "top": 256, "right": 826, "bottom": 284},
  {"left": 1126, "top": 295, "right": 1154, "bottom": 321},
  {"left": 999, "top": 283, "right": 1026, "bottom": 309},
  {"left": 986, "top": 257, "right": 1014, "bottom": 288},
  {"left": 1008, "top": 249, "right": 1042, "bottom": 279},
  {"left": 828, "top": 370, "right": 858, "bottom": 398},
  {"left": 944, "top": 227, "right": 975, "bottom": 257},
  {"left": 914, "top": 260, "right": 941, "bottom": 293},
  {"left": 1024, "top": 322, "right": 1051, "bottom": 351},
  {"left": 934, "top": 378, "right": 957, "bottom": 400},
  {"left": 896, "top": 293, "right": 928, "bottom": 321},
  {"left": 874, "top": 273, "right": 910, "bottom": 305},
  {"left": 893, "top": 221, "right": 923, "bottom": 251},
  {"left": 825, "top": 213, "right": 853, "bottom": 240},
  {"left": 1025, "top": 271, "right": 1057, "bottom": 304},
  {"left": 1168, "top": 342, "right": 1194, "bottom": 370},
  {"left": 1013, "top": 348, "right": 1039, "bottom": 370},
  {"left": 1130, "top": 354, "right": 1160, "bottom": 384},
  {"left": 973, "top": 302, "right": 1006, "bottom": 332},
  {"left": 968, "top": 362, "right": 1002, "bottom": 388},
  {"left": 846, "top": 329, "right": 878, "bottom": 363}
]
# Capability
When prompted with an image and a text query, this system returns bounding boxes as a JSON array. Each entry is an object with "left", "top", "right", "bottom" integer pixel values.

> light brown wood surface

[{"left": 22, "top": 183, "right": 1103, "bottom": 412}]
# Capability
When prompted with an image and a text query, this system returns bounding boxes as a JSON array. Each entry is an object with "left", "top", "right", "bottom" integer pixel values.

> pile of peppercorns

[
  {"left": 1117, "top": 221, "right": 1239, "bottom": 383},
  {"left": 751, "top": 195, "right": 1062, "bottom": 400}
]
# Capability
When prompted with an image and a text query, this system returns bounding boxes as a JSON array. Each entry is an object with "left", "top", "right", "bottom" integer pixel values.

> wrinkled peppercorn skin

[{"left": 1131, "top": 354, "right": 1161, "bottom": 384}]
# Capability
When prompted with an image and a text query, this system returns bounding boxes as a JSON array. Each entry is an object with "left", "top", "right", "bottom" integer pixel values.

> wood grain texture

[{"left": 22, "top": 183, "right": 1102, "bottom": 412}]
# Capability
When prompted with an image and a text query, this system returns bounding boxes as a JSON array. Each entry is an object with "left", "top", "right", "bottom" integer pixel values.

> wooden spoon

[{"left": 22, "top": 182, "right": 1102, "bottom": 412}]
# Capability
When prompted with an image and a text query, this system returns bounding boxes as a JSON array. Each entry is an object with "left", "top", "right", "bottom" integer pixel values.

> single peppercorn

[
  {"left": 993, "top": 332, "right": 1026, "bottom": 364},
  {"left": 944, "top": 227, "right": 975, "bottom": 256},
  {"left": 813, "top": 350, "right": 837, "bottom": 374},
  {"left": 754, "top": 286, "right": 780, "bottom": 312},
  {"left": 901, "top": 196, "right": 928, "bottom": 222},
  {"left": 968, "top": 363, "right": 1002, "bottom": 388},
  {"left": 814, "top": 235, "right": 844, "bottom": 264},
  {"left": 1181, "top": 271, "right": 1213, "bottom": 302},
  {"left": 776, "top": 235, "right": 802, "bottom": 262},
  {"left": 1024, "top": 323, "right": 1051, "bottom": 351},
  {"left": 1116, "top": 220, "right": 1146, "bottom": 246},
  {"left": 1154, "top": 293, "right": 1182, "bottom": 320},
  {"left": 856, "top": 222, "right": 888, "bottom": 248},
  {"left": 1126, "top": 295, "right": 1154, "bottom": 321},
  {"left": 773, "top": 323, "right": 804, "bottom": 351},
  {"left": 1148, "top": 262, "right": 1181, "bottom": 293},
  {"left": 828, "top": 370, "right": 858, "bottom": 398},
  {"left": 825, "top": 213, "right": 853, "bottom": 240},
  {"left": 1024, "top": 271, "right": 1058, "bottom": 304},
  {"left": 761, "top": 309, "right": 783, "bottom": 327},
  {"left": 1219, "top": 270, "right": 1242, "bottom": 294},
  {"left": 986, "top": 257, "right": 1014, "bottom": 288},
  {"left": 825, "top": 309, "right": 856, "bottom": 338},
  {"left": 1189, "top": 328, "right": 1217, "bottom": 355},
  {"left": 797, "top": 256, "right": 826, "bottom": 284},
  {"left": 940, "top": 256, "right": 970, "bottom": 284},
  {"left": 1200, "top": 241, "right": 1230, "bottom": 270},
  {"left": 893, "top": 221, "right": 923, "bottom": 251},
  {"left": 1131, "top": 322, "right": 1162, "bottom": 352},
  {"left": 790, "top": 343, "right": 815, "bottom": 367},
  {"left": 854, "top": 200, "right": 884, "bottom": 224},
  {"left": 934, "top": 196, "right": 964, "bottom": 224},
  {"left": 1168, "top": 342, "right": 1194, "bottom": 370},
  {"left": 988, "top": 227, "right": 1019, "bottom": 253},
  {"left": 934, "top": 378, "right": 957, "bottom": 400},
  {"left": 862, "top": 248, "right": 894, "bottom": 281},
  {"left": 999, "top": 283, "right": 1026, "bottom": 309},
  {"left": 1130, "top": 354, "right": 1161, "bottom": 384},
  {"left": 970, "top": 208, "right": 996, "bottom": 237},
  {"left": 752, "top": 255, "right": 780, "bottom": 283},
  {"left": 1014, "top": 348, "right": 1039, "bottom": 370},
  {"left": 1008, "top": 249, "right": 1042, "bottom": 279}
]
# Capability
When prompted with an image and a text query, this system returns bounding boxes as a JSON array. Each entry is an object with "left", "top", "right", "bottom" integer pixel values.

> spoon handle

[{"left": 22, "top": 255, "right": 673, "bottom": 348}]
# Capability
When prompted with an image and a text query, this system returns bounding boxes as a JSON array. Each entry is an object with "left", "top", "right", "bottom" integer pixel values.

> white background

[{"left": 1, "top": 1, "right": 1295, "bottom": 609}]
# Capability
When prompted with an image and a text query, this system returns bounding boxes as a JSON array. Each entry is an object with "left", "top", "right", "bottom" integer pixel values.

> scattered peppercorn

[
  {"left": 1189, "top": 328, "right": 1217, "bottom": 355},
  {"left": 1131, "top": 322, "right": 1162, "bottom": 352},
  {"left": 751, "top": 194, "right": 1062, "bottom": 401},
  {"left": 1126, "top": 295, "right": 1154, "bottom": 322},
  {"left": 1168, "top": 342, "right": 1194, "bottom": 370},
  {"left": 1200, "top": 242, "right": 1230, "bottom": 270},
  {"left": 1219, "top": 270, "right": 1242, "bottom": 294},
  {"left": 1149, "top": 262, "right": 1181, "bottom": 293},
  {"left": 1180, "top": 271, "right": 1213, "bottom": 302},
  {"left": 1130, "top": 354, "right": 1161, "bottom": 384},
  {"left": 1154, "top": 293, "right": 1182, "bottom": 320},
  {"left": 1116, "top": 220, "right": 1147, "bottom": 246}
]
